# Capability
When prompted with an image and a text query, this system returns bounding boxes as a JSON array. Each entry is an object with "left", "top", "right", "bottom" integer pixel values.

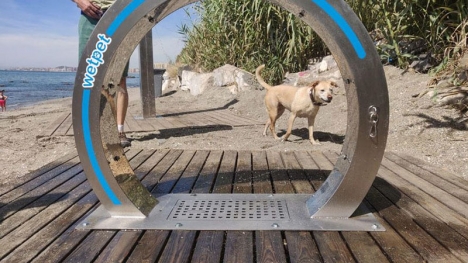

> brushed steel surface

[
  {"left": 73, "top": 0, "right": 389, "bottom": 224},
  {"left": 77, "top": 194, "right": 385, "bottom": 231}
]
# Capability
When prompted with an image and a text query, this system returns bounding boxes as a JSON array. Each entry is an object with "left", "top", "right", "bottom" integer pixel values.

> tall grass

[
  {"left": 349, "top": 0, "right": 468, "bottom": 72},
  {"left": 177, "top": 0, "right": 468, "bottom": 82},
  {"left": 177, "top": 0, "right": 327, "bottom": 84}
]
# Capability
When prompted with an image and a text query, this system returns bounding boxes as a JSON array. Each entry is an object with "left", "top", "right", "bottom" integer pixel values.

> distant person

[
  {"left": 0, "top": 90, "right": 7, "bottom": 112},
  {"left": 73, "top": 0, "right": 131, "bottom": 147}
]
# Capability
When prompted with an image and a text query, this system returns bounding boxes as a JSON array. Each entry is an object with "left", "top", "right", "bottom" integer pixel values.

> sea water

[{"left": 0, "top": 70, "right": 140, "bottom": 110}]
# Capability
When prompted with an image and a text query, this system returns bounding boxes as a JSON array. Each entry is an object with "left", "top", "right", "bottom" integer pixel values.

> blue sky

[{"left": 0, "top": 0, "right": 196, "bottom": 69}]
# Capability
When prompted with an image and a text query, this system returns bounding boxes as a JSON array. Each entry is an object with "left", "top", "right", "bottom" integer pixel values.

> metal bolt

[
  {"left": 372, "top": 224, "right": 379, "bottom": 230},
  {"left": 175, "top": 223, "right": 183, "bottom": 228},
  {"left": 82, "top": 222, "right": 90, "bottom": 227},
  {"left": 272, "top": 223, "right": 279, "bottom": 228}
]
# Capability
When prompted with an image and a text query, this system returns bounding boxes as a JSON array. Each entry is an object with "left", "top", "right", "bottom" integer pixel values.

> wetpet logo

[{"left": 82, "top": 34, "right": 112, "bottom": 88}]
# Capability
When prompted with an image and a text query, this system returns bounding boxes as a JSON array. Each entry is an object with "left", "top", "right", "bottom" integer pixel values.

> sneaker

[{"left": 119, "top": 132, "right": 131, "bottom": 148}]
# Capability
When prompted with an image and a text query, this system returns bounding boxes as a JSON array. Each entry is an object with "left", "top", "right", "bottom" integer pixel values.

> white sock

[{"left": 118, "top": 125, "right": 124, "bottom": 133}]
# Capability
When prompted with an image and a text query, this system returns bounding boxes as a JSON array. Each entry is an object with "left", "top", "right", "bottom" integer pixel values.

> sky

[{"left": 0, "top": 0, "right": 197, "bottom": 69}]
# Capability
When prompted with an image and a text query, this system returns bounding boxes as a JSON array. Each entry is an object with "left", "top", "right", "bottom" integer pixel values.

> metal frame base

[{"left": 77, "top": 194, "right": 384, "bottom": 231}]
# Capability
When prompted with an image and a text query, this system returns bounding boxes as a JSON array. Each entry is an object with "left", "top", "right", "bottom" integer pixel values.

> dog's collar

[{"left": 311, "top": 96, "right": 325, "bottom": 106}]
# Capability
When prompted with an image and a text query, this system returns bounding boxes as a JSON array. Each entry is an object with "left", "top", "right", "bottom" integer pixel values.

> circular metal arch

[{"left": 73, "top": 0, "right": 389, "bottom": 218}]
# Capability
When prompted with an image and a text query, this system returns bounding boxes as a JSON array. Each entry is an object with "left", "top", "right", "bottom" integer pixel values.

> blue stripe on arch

[
  {"left": 106, "top": 0, "right": 146, "bottom": 37},
  {"left": 80, "top": 0, "right": 147, "bottom": 205},
  {"left": 82, "top": 89, "right": 122, "bottom": 205},
  {"left": 312, "top": 0, "right": 366, "bottom": 59}
]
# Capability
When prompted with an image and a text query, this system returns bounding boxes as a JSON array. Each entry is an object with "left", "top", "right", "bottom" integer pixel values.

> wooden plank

[
  {"left": 158, "top": 151, "right": 223, "bottom": 263},
  {"left": 381, "top": 157, "right": 468, "bottom": 218},
  {"left": 0, "top": 180, "right": 92, "bottom": 259},
  {"left": 190, "top": 230, "right": 224, "bottom": 263},
  {"left": 0, "top": 156, "right": 81, "bottom": 210},
  {"left": 0, "top": 151, "right": 77, "bottom": 197},
  {"left": 377, "top": 163, "right": 468, "bottom": 239},
  {"left": 158, "top": 230, "right": 197, "bottom": 263},
  {"left": 39, "top": 112, "right": 70, "bottom": 138},
  {"left": 76, "top": 150, "right": 153, "bottom": 263},
  {"left": 155, "top": 116, "right": 177, "bottom": 129},
  {"left": 252, "top": 151, "right": 271, "bottom": 193},
  {"left": 224, "top": 151, "right": 254, "bottom": 263},
  {"left": 178, "top": 112, "right": 209, "bottom": 127},
  {"left": 191, "top": 151, "right": 237, "bottom": 263},
  {"left": 125, "top": 112, "right": 144, "bottom": 132},
  {"left": 127, "top": 230, "right": 171, "bottom": 262},
  {"left": 128, "top": 150, "right": 209, "bottom": 261},
  {"left": 64, "top": 231, "right": 117, "bottom": 262},
  {"left": 202, "top": 110, "right": 243, "bottom": 126},
  {"left": 215, "top": 109, "right": 261, "bottom": 125},
  {"left": 171, "top": 150, "right": 210, "bottom": 194},
  {"left": 5, "top": 191, "right": 98, "bottom": 262},
  {"left": 366, "top": 179, "right": 462, "bottom": 262},
  {"left": 284, "top": 232, "right": 322, "bottom": 263},
  {"left": 254, "top": 151, "right": 287, "bottom": 263},
  {"left": 0, "top": 167, "right": 85, "bottom": 238},
  {"left": 151, "top": 150, "right": 196, "bottom": 194},
  {"left": 212, "top": 150, "right": 237, "bottom": 193},
  {"left": 19, "top": 150, "right": 141, "bottom": 262},
  {"left": 385, "top": 152, "right": 468, "bottom": 202},
  {"left": 145, "top": 150, "right": 184, "bottom": 192},
  {"left": 266, "top": 151, "right": 294, "bottom": 193},
  {"left": 134, "top": 149, "right": 169, "bottom": 181},
  {"left": 94, "top": 231, "right": 142, "bottom": 263},
  {"left": 188, "top": 112, "right": 219, "bottom": 127},
  {"left": 133, "top": 113, "right": 157, "bottom": 132},
  {"left": 204, "top": 110, "right": 260, "bottom": 126},
  {"left": 53, "top": 113, "right": 73, "bottom": 136},
  {"left": 372, "top": 173, "right": 468, "bottom": 261},
  {"left": 321, "top": 152, "right": 426, "bottom": 263},
  {"left": 163, "top": 116, "right": 186, "bottom": 128},
  {"left": 281, "top": 151, "right": 314, "bottom": 194},
  {"left": 191, "top": 150, "right": 223, "bottom": 194},
  {"left": 304, "top": 152, "right": 358, "bottom": 263},
  {"left": 390, "top": 152, "right": 468, "bottom": 191},
  {"left": 280, "top": 151, "right": 326, "bottom": 263}
]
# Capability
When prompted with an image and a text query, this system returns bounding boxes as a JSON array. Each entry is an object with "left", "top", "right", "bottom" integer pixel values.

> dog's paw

[{"left": 310, "top": 140, "right": 321, "bottom": 145}]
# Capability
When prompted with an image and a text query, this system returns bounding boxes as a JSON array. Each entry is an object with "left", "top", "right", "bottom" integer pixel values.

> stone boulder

[{"left": 213, "top": 64, "right": 262, "bottom": 94}]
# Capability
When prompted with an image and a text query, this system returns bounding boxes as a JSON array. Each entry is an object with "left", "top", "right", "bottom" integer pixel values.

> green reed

[{"left": 178, "top": 0, "right": 467, "bottom": 82}]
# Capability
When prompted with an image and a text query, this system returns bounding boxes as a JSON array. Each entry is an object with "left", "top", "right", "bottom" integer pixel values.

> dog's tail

[{"left": 255, "top": 64, "right": 272, "bottom": 90}]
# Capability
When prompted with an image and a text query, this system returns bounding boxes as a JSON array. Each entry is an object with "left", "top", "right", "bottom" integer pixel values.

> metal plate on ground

[{"left": 77, "top": 194, "right": 385, "bottom": 231}]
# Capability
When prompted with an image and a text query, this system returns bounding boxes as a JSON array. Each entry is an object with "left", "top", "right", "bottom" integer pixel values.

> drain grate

[{"left": 168, "top": 199, "right": 289, "bottom": 220}]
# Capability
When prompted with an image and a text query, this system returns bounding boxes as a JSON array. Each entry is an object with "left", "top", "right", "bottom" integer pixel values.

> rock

[
  {"left": 319, "top": 60, "right": 328, "bottom": 73},
  {"left": 189, "top": 73, "right": 214, "bottom": 96},
  {"left": 180, "top": 70, "right": 199, "bottom": 91},
  {"left": 213, "top": 64, "right": 262, "bottom": 93},
  {"left": 318, "top": 55, "right": 338, "bottom": 73}
]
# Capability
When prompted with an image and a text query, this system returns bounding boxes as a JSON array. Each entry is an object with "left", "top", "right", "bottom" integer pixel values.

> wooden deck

[
  {"left": 1, "top": 148, "right": 468, "bottom": 262},
  {"left": 6, "top": 106, "right": 468, "bottom": 262},
  {"left": 38, "top": 106, "right": 262, "bottom": 138}
]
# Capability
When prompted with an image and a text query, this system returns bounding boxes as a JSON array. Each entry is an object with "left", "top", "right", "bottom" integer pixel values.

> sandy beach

[{"left": 0, "top": 65, "right": 467, "bottom": 188}]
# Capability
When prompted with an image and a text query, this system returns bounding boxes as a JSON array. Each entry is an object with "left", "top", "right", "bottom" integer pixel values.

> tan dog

[{"left": 255, "top": 64, "right": 338, "bottom": 144}]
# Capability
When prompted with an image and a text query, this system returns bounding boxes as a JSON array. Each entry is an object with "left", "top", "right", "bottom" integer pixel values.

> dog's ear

[
  {"left": 308, "top": 86, "right": 315, "bottom": 98},
  {"left": 309, "top": 81, "right": 320, "bottom": 88}
]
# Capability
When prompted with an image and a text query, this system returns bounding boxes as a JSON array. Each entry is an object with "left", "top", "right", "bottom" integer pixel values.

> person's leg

[
  {"left": 79, "top": 14, "right": 131, "bottom": 147},
  {"left": 117, "top": 62, "right": 131, "bottom": 147},
  {"left": 78, "top": 15, "right": 98, "bottom": 59},
  {"left": 117, "top": 77, "right": 129, "bottom": 131}
]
